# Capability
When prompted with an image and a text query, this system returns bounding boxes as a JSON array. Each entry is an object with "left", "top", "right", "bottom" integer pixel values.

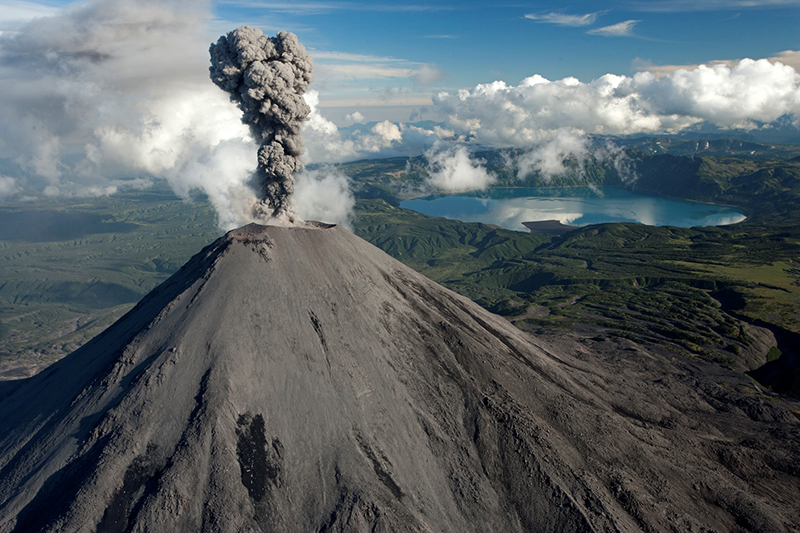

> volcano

[{"left": 0, "top": 223, "right": 798, "bottom": 532}]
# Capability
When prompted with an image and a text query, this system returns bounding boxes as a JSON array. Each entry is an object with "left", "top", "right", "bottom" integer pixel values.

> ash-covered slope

[{"left": 0, "top": 223, "right": 798, "bottom": 532}]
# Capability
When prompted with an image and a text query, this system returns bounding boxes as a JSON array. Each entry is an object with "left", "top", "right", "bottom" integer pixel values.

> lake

[{"left": 399, "top": 187, "right": 747, "bottom": 232}]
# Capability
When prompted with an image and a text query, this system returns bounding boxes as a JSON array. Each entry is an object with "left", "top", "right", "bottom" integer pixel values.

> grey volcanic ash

[{"left": 209, "top": 26, "right": 314, "bottom": 223}]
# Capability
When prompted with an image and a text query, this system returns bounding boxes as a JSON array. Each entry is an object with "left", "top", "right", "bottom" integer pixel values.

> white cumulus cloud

[
  {"left": 344, "top": 110, "right": 366, "bottom": 124},
  {"left": 424, "top": 142, "right": 495, "bottom": 192},
  {"left": 632, "top": 59, "right": 800, "bottom": 129},
  {"left": 370, "top": 120, "right": 402, "bottom": 145},
  {"left": 302, "top": 91, "right": 409, "bottom": 162},
  {"left": 432, "top": 58, "right": 800, "bottom": 148}
]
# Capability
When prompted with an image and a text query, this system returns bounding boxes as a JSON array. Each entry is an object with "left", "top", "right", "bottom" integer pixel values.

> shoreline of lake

[{"left": 400, "top": 186, "right": 747, "bottom": 232}]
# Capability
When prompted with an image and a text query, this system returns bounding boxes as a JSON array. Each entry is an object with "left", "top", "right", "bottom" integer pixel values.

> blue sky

[
  {"left": 4, "top": 0, "right": 798, "bottom": 123},
  {"left": 204, "top": 0, "right": 800, "bottom": 121},
  {"left": 214, "top": 1, "right": 799, "bottom": 79}
]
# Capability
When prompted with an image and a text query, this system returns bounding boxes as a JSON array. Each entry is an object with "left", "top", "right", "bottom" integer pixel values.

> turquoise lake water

[{"left": 399, "top": 187, "right": 747, "bottom": 232}]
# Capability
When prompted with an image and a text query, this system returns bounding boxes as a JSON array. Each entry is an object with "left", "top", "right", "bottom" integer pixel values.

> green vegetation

[
  {"left": 0, "top": 185, "right": 220, "bottom": 374},
  {"left": 351, "top": 200, "right": 791, "bottom": 372}
]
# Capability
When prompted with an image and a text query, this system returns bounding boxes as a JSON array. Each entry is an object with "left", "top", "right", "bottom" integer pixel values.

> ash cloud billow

[{"left": 209, "top": 26, "right": 314, "bottom": 222}]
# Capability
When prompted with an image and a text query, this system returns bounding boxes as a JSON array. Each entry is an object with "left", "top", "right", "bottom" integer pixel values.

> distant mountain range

[
  {"left": 616, "top": 136, "right": 800, "bottom": 160},
  {"left": 336, "top": 118, "right": 800, "bottom": 159}
]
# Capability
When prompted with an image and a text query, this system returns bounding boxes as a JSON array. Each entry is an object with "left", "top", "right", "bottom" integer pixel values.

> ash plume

[{"left": 209, "top": 26, "right": 314, "bottom": 222}]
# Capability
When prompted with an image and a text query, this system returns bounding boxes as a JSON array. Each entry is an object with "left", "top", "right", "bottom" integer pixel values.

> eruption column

[{"left": 209, "top": 26, "right": 313, "bottom": 221}]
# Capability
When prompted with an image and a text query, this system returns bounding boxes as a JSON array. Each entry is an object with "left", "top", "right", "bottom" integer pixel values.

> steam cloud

[
  {"left": 209, "top": 26, "right": 314, "bottom": 222},
  {"left": 294, "top": 168, "right": 355, "bottom": 229}
]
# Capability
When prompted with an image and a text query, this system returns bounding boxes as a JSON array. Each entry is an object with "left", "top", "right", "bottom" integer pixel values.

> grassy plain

[{"left": 0, "top": 185, "right": 220, "bottom": 376}]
